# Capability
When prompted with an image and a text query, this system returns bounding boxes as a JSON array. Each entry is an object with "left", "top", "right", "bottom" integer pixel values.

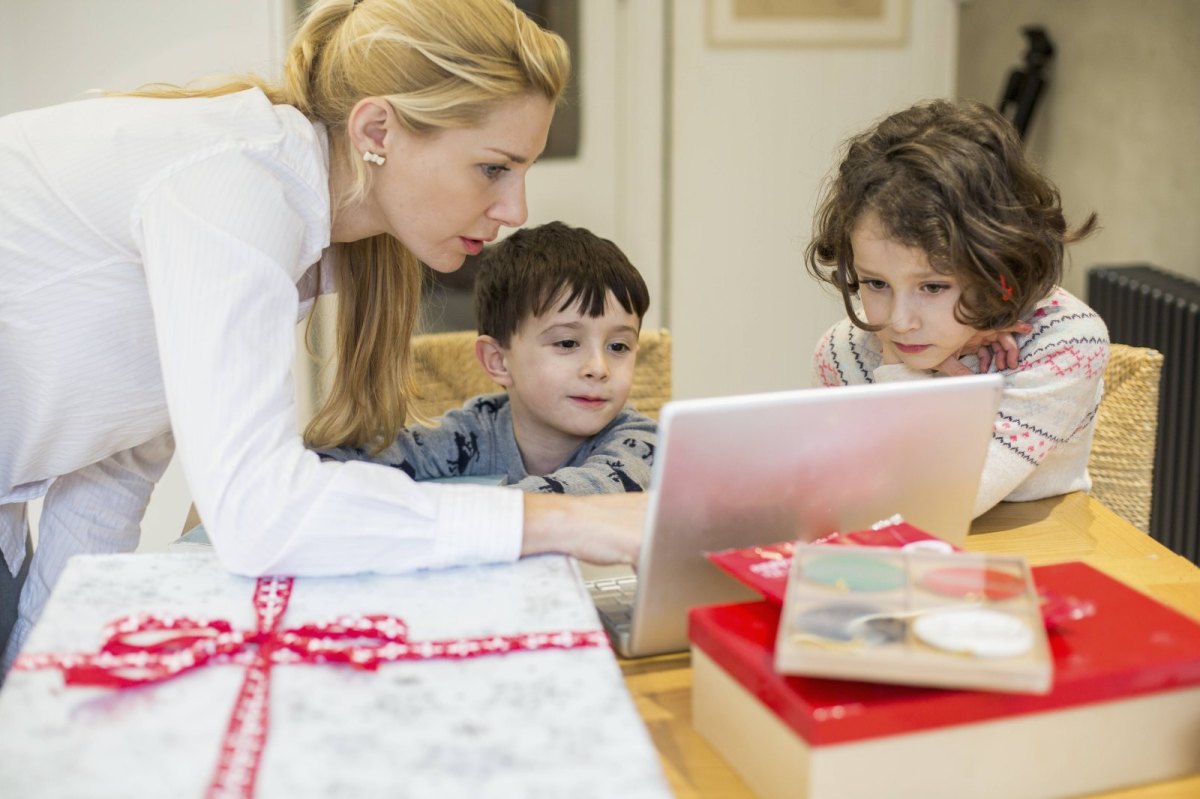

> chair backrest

[
  {"left": 407, "top": 328, "right": 673, "bottom": 422},
  {"left": 1088, "top": 343, "right": 1164, "bottom": 533}
]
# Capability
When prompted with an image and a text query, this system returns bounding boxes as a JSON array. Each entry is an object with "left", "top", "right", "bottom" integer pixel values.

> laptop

[{"left": 587, "top": 374, "right": 1004, "bottom": 658}]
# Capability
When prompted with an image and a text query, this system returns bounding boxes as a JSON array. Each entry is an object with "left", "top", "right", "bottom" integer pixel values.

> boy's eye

[
  {"left": 608, "top": 342, "right": 632, "bottom": 354},
  {"left": 481, "top": 164, "right": 510, "bottom": 180},
  {"left": 554, "top": 339, "right": 579, "bottom": 350}
]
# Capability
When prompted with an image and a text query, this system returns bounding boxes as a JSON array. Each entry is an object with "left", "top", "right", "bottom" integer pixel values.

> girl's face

[
  {"left": 851, "top": 211, "right": 981, "bottom": 371},
  {"left": 353, "top": 93, "right": 555, "bottom": 273}
]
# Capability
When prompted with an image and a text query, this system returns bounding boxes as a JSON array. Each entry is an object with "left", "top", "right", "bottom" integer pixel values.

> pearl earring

[{"left": 362, "top": 150, "right": 386, "bottom": 166}]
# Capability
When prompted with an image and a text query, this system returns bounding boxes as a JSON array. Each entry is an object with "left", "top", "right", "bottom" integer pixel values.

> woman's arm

[{"left": 137, "top": 149, "right": 523, "bottom": 577}]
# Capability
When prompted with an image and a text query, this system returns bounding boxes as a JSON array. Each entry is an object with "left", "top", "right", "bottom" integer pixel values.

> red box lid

[{"left": 689, "top": 562, "right": 1200, "bottom": 746}]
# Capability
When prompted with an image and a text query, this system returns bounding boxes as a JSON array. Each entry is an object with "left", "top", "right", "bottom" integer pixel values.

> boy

[{"left": 321, "top": 221, "right": 656, "bottom": 494}]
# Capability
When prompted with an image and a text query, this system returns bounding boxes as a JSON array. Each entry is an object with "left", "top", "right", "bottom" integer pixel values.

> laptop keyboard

[{"left": 587, "top": 575, "right": 639, "bottom": 630}]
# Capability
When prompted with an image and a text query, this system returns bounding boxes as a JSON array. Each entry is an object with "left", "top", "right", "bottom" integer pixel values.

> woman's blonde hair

[{"left": 121, "top": 0, "right": 570, "bottom": 452}]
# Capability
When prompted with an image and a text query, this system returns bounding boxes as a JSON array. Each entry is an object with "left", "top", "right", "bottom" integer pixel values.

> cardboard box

[
  {"left": 0, "top": 552, "right": 670, "bottom": 798},
  {"left": 690, "top": 562, "right": 1200, "bottom": 799}
]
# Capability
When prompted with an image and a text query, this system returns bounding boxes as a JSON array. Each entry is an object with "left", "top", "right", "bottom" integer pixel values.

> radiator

[{"left": 1088, "top": 265, "right": 1200, "bottom": 563}]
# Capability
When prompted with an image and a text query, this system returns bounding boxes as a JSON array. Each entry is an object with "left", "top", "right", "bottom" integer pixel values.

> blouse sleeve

[{"left": 133, "top": 150, "right": 522, "bottom": 577}]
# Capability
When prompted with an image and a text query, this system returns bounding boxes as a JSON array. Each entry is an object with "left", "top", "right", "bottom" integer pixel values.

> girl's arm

[
  {"left": 971, "top": 303, "right": 1108, "bottom": 516},
  {"left": 812, "top": 319, "right": 878, "bottom": 386}
]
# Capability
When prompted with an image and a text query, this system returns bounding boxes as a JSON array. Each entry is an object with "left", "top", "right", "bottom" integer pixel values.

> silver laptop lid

[{"left": 624, "top": 374, "right": 1004, "bottom": 658}]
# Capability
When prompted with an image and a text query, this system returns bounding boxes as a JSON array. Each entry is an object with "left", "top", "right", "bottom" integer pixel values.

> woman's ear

[
  {"left": 346, "top": 97, "right": 392, "bottom": 157},
  {"left": 475, "top": 335, "right": 514, "bottom": 387}
]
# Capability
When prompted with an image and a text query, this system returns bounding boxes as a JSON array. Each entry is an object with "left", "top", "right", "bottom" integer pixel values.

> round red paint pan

[{"left": 918, "top": 566, "right": 1026, "bottom": 601}]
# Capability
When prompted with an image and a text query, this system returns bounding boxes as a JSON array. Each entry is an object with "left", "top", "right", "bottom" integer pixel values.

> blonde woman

[{"left": 0, "top": 0, "right": 645, "bottom": 671}]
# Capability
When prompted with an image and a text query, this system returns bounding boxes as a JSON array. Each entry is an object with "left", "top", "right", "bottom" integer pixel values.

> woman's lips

[{"left": 460, "top": 237, "right": 484, "bottom": 256}]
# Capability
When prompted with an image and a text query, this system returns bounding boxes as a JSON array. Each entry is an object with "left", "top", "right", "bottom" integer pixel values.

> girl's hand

[
  {"left": 967, "top": 322, "right": 1033, "bottom": 373},
  {"left": 931, "top": 321, "right": 1032, "bottom": 377}
]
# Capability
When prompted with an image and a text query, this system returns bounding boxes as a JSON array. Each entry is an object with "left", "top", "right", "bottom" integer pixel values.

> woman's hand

[{"left": 521, "top": 492, "right": 647, "bottom": 567}]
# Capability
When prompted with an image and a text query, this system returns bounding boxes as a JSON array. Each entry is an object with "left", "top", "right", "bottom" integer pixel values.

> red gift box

[{"left": 690, "top": 561, "right": 1200, "bottom": 799}]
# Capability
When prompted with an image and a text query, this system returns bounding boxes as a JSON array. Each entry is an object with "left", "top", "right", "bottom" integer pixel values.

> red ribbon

[{"left": 15, "top": 575, "right": 608, "bottom": 798}]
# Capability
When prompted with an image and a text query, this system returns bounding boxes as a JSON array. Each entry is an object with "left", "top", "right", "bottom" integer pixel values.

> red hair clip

[{"left": 999, "top": 275, "right": 1014, "bottom": 302}]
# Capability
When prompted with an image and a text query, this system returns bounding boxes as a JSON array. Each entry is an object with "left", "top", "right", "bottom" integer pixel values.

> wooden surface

[{"left": 621, "top": 492, "right": 1200, "bottom": 798}]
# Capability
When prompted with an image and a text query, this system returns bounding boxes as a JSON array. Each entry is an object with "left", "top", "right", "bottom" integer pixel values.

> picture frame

[{"left": 707, "top": 0, "right": 909, "bottom": 48}]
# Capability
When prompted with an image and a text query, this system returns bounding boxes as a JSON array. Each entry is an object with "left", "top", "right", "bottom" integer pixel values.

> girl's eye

[
  {"left": 923, "top": 283, "right": 953, "bottom": 295},
  {"left": 481, "top": 164, "right": 510, "bottom": 181},
  {"left": 862, "top": 279, "right": 888, "bottom": 291}
]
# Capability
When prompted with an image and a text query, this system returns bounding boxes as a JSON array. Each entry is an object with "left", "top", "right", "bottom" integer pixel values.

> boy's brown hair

[
  {"left": 805, "top": 99, "right": 1096, "bottom": 331},
  {"left": 475, "top": 221, "right": 650, "bottom": 346}
]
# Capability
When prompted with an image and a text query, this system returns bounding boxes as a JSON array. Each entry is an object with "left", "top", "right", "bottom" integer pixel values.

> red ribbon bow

[{"left": 15, "top": 575, "right": 608, "bottom": 798}]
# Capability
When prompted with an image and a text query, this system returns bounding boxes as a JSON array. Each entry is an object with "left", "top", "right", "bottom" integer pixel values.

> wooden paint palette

[{"left": 775, "top": 544, "right": 1052, "bottom": 693}]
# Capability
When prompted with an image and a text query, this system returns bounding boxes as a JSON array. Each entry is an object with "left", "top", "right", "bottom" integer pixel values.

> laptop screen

[{"left": 620, "top": 374, "right": 1003, "bottom": 657}]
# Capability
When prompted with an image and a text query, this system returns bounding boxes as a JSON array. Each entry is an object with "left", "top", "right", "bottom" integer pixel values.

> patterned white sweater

[{"left": 813, "top": 287, "right": 1109, "bottom": 517}]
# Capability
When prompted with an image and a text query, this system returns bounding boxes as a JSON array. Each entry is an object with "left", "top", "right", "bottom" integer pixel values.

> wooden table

[{"left": 621, "top": 492, "right": 1200, "bottom": 798}]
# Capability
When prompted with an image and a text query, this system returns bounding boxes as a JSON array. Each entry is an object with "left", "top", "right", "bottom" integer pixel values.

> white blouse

[{"left": 1, "top": 90, "right": 522, "bottom": 653}]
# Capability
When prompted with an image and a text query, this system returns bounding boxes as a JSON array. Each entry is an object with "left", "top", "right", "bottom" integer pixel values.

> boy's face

[
  {"left": 851, "top": 211, "right": 980, "bottom": 371},
  {"left": 500, "top": 291, "right": 641, "bottom": 452}
]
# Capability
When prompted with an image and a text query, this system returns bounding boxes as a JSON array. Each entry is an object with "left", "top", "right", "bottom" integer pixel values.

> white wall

[
  {"left": 0, "top": 1, "right": 288, "bottom": 114},
  {"left": 522, "top": 0, "right": 667, "bottom": 331},
  {"left": 956, "top": 0, "right": 1200, "bottom": 294},
  {"left": 667, "top": 1, "right": 959, "bottom": 399},
  {"left": 1, "top": 1, "right": 293, "bottom": 553}
]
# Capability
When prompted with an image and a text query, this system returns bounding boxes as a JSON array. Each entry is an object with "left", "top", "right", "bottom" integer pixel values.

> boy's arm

[
  {"left": 315, "top": 402, "right": 495, "bottom": 481},
  {"left": 511, "top": 411, "right": 657, "bottom": 495}
]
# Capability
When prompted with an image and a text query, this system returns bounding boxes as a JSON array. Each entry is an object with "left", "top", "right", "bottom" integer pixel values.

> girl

[
  {"left": 807, "top": 99, "right": 1109, "bottom": 518},
  {"left": 0, "top": 0, "right": 643, "bottom": 672}
]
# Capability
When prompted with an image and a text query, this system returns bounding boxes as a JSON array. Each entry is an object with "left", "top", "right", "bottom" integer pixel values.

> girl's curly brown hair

[{"left": 805, "top": 99, "right": 1096, "bottom": 331}]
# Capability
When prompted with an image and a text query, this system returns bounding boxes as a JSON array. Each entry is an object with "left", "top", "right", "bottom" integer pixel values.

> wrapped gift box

[
  {"left": 690, "top": 562, "right": 1200, "bottom": 799},
  {"left": 0, "top": 552, "right": 670, "bottom": 798}
]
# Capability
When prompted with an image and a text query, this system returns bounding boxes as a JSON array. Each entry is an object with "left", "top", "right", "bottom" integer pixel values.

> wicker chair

[
  {"left": 407, "top": 328, "right": 673, "bottom": 422},
  {"left": 1088, "top": 343, "right": 1164, "bottom": 533}
]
